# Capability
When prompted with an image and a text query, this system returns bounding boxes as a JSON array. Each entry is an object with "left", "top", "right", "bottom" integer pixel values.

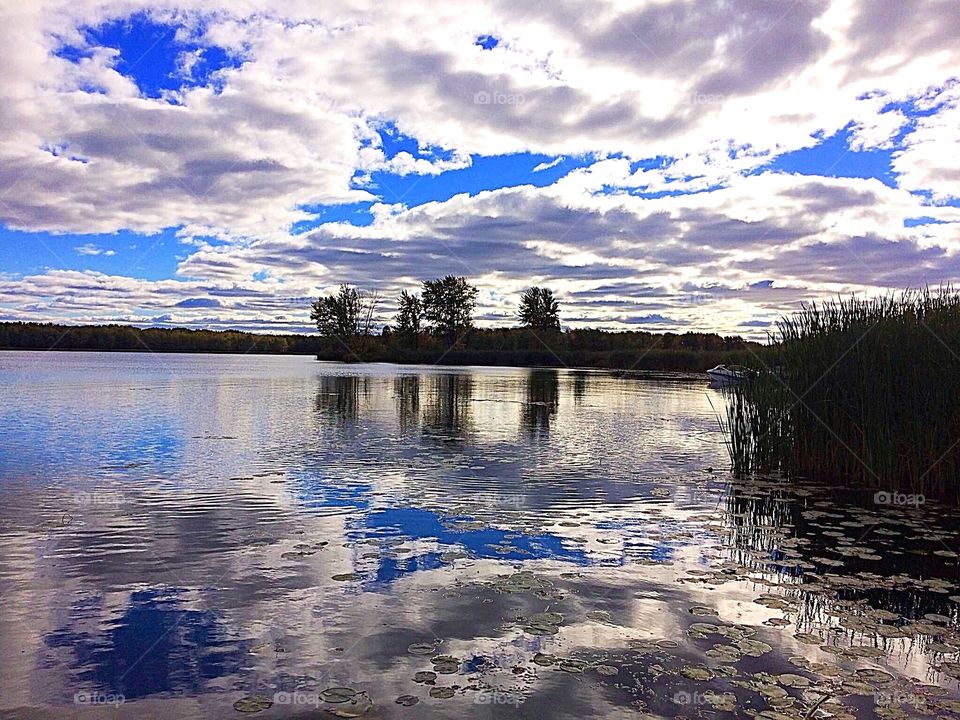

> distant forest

[{"left": 0, "top": 321, "right": 757, "bottom": 371}]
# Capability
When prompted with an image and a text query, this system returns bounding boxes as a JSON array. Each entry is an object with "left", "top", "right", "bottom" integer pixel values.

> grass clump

[{"left": 726, "top": 288, "right": 960, "bottom": 499}]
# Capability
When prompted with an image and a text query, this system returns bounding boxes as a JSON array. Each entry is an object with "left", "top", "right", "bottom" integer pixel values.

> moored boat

[{"left": 706, "top": 364, "right": 753, "bottom": 386}]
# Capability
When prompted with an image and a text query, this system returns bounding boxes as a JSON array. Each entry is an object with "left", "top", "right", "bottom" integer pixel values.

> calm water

[{"left": 0, "top": 351, "right": 957, "bottom": 719}]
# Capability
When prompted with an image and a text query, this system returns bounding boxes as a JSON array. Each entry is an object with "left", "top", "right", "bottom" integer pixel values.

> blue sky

[{"left": 1, "top": 2, "right": 959, "bottom": 334}]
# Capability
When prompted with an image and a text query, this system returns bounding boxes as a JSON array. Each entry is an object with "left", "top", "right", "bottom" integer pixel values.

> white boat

[{"left": 706, "top": 364, "right": 753, "bottom": 386}]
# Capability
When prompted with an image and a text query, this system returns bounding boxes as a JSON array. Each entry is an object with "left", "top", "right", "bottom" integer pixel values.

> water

[{"left": 0, "top": 351, "right": 957, "bottom": 719}]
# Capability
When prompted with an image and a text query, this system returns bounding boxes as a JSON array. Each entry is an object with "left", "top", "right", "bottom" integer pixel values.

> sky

[{"left": 1, "top": 1, "right": 959, "bottom": 337}]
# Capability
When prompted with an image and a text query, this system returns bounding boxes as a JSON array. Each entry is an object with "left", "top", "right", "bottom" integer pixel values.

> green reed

[{"left": 726, "top": 288, "right": 960, "bottom": 499}]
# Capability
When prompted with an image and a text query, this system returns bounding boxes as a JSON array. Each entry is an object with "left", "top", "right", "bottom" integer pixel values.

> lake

[{"left": 0, "top": 351, "right": 957, "bottom": 719}]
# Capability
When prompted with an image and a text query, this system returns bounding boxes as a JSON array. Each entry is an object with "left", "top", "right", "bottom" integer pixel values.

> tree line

[
  {"left": 0, "top": 322, "right": 323, "bottom": 354},
  {"left": 308, "top": 276, "right": 755, "bottom": 370},
  {"left": 312, "top": 276, "right": 561, "bottom": 349},
  {"left": 0, "top": 279, "right": 755, "bottom": 371}
]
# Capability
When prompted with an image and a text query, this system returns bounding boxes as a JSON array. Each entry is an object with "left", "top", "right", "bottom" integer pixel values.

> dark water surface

[{"left": 0, "top": 352, "right": 957, "bottom": 719}]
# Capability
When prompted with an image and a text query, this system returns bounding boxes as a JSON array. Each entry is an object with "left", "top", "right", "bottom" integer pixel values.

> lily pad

[
  {"left": 408, "top": 643, "right": 436, "bottom": 656},
  {"left": 321, "top": 687, "right": 358, "bottom": 703},
  {"left": 429, "top": 687, "right": 455, "bottom": 699},
  {"left": 233, "top": 696, "right": 273, "bottom": 713},
  {"left": 586, "top": 610, "right": 613, "bottom": 623},
  {"left": 332, "top": 573, "right": 360, "bottom": 582},
  {"left": 854, "top": 668, "right": 893, "bottom": 685},
  {"left": 689, "top": 606, "right": 719, "bottom": 617},
  {"left": 431, "top": 659, "right": 459, "bottom": 674},
  {"left": 681, "top": 665, "right": 713, "bottom": 681},
  {"left": 777, "top": 673, "right": 810, "bottom": 688},
  {"left": 395, "top": 695, "right": 419, "bottom": 706},
  {"left": 524, "top": 621, "right": 560, "bottom": 636}
]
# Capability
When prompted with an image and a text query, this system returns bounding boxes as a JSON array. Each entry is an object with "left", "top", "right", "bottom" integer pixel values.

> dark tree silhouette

[
  {"left": 394, "top": 290, "right": 424, "bottom": 348},
  {"left": 311, "top": 285, "right": 367, "bottom": 339},
  {"left": 422, "top": 276, "right": 479, "bottom": 347},
  {"left": 518, "top": 286, "right": 561, "bottom": 332}
]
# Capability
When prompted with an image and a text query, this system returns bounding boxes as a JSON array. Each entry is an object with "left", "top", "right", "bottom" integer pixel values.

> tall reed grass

[{"left": 726, "top": 288, "right": 960, "bottom": 500}]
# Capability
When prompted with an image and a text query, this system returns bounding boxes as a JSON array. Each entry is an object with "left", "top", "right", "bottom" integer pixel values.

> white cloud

[
  {"left": 892, "top": 85, "right": 960, "bottom": 201},
  {"left": 1, "top": 0, "right": 959, "bottom": 333},
  {"left": 532, "top": 156, "right": 564, "bottom": 173},
  {"left": 74, "top": 243, "right": 115, "bottom": 256}
]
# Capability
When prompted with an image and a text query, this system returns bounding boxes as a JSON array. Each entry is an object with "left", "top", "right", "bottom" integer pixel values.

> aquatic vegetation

[
  {"left": 232, "top": 696, "right": 273, "bottom": 713},
  {"left": 725, "top": 289, "right": 960, "bottom": 499},
  {"left": 320, "top": 687, "right": 359, "bottom": 703}
]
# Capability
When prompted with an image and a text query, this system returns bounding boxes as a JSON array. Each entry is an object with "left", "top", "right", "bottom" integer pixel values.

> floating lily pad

[
  {"left": 735, "top": 638, "right": 772, "bottom": 657},
  {"left": 233, "top": 696, "right": 273, "bottom": 713},
  {"left": 332, "top": 573, "right": 360, "bottom": 582},
  {"left": 408, "top": 643, "right": 436, "bottom": 656},
  {"left": 777, "top": 673, "right": 810, "bottom": 688},
  {"left": 840, "top": 679, "right": 875, "bottom": 695},
  {"left": 586, "top": 610, "right": 613, "bottom": 623},
  {"left": 429, "top": 687, "right": 455, "bottom": 699},
  {"left": 688, "top": 622, "right": 720, "bottom": 636},
  {"left": 854, "top": 668, "right": 893, "bottom": 685},
  {"left": 413, "top": 671, "right": 437, "bottom": 684},
  {"left": 524, "top": 621, "right": 560, "bottom": 636},
  {"left": 533, "top": 653, "right": 556, "bottom": 666},
  {"left": 327, "top": 692, "right": 373, "bottom": 718},
  {"left": 703, "top": 691, "right": 737, "bottom": 711},
  {"left": 321, "top": 687, "right": 358, "bottom": 703},
  {"left": 395, "top": 695, "right": 419, "bottom": 706},
  {"left": 596, "top": 664, "right": 619, "bottom": 676},
  {"left": 689, "top": 606, "right": 719, "bottom": 617},
  {"left": 681, "top": 665, "right": 713, "bottom": 681},
  {"left": 431, "top": 659, "right": 459, "bottom": 674}
]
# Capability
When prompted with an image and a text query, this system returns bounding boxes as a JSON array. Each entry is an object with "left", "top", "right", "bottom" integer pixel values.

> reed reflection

[{"left": 721, "top": 480, "right": 960, "bottom": 654}]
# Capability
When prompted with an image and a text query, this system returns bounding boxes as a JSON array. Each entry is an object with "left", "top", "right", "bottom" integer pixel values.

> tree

[
  {"left": 310, "top": 285, "right": 366, "bottom": 339},
  {"left": 394, "top": 290, "right": 424, "bottom": 348},
  {"left": 518, "top": 286, "right": 561, "bottom": 332},
  {"left": 422, "top": 275, "right": 479, "bottom": 347}
]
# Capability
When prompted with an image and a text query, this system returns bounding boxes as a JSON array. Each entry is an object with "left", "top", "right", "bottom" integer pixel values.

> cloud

[
  {"left": 1, "top": 0, "right": 959, "bottom": 335},
  {"left": 74, "top": 243, "right": 115, "bottom": 256},
  {"left": 532, "top": 157, "right": 564, "bottom": 173}
]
